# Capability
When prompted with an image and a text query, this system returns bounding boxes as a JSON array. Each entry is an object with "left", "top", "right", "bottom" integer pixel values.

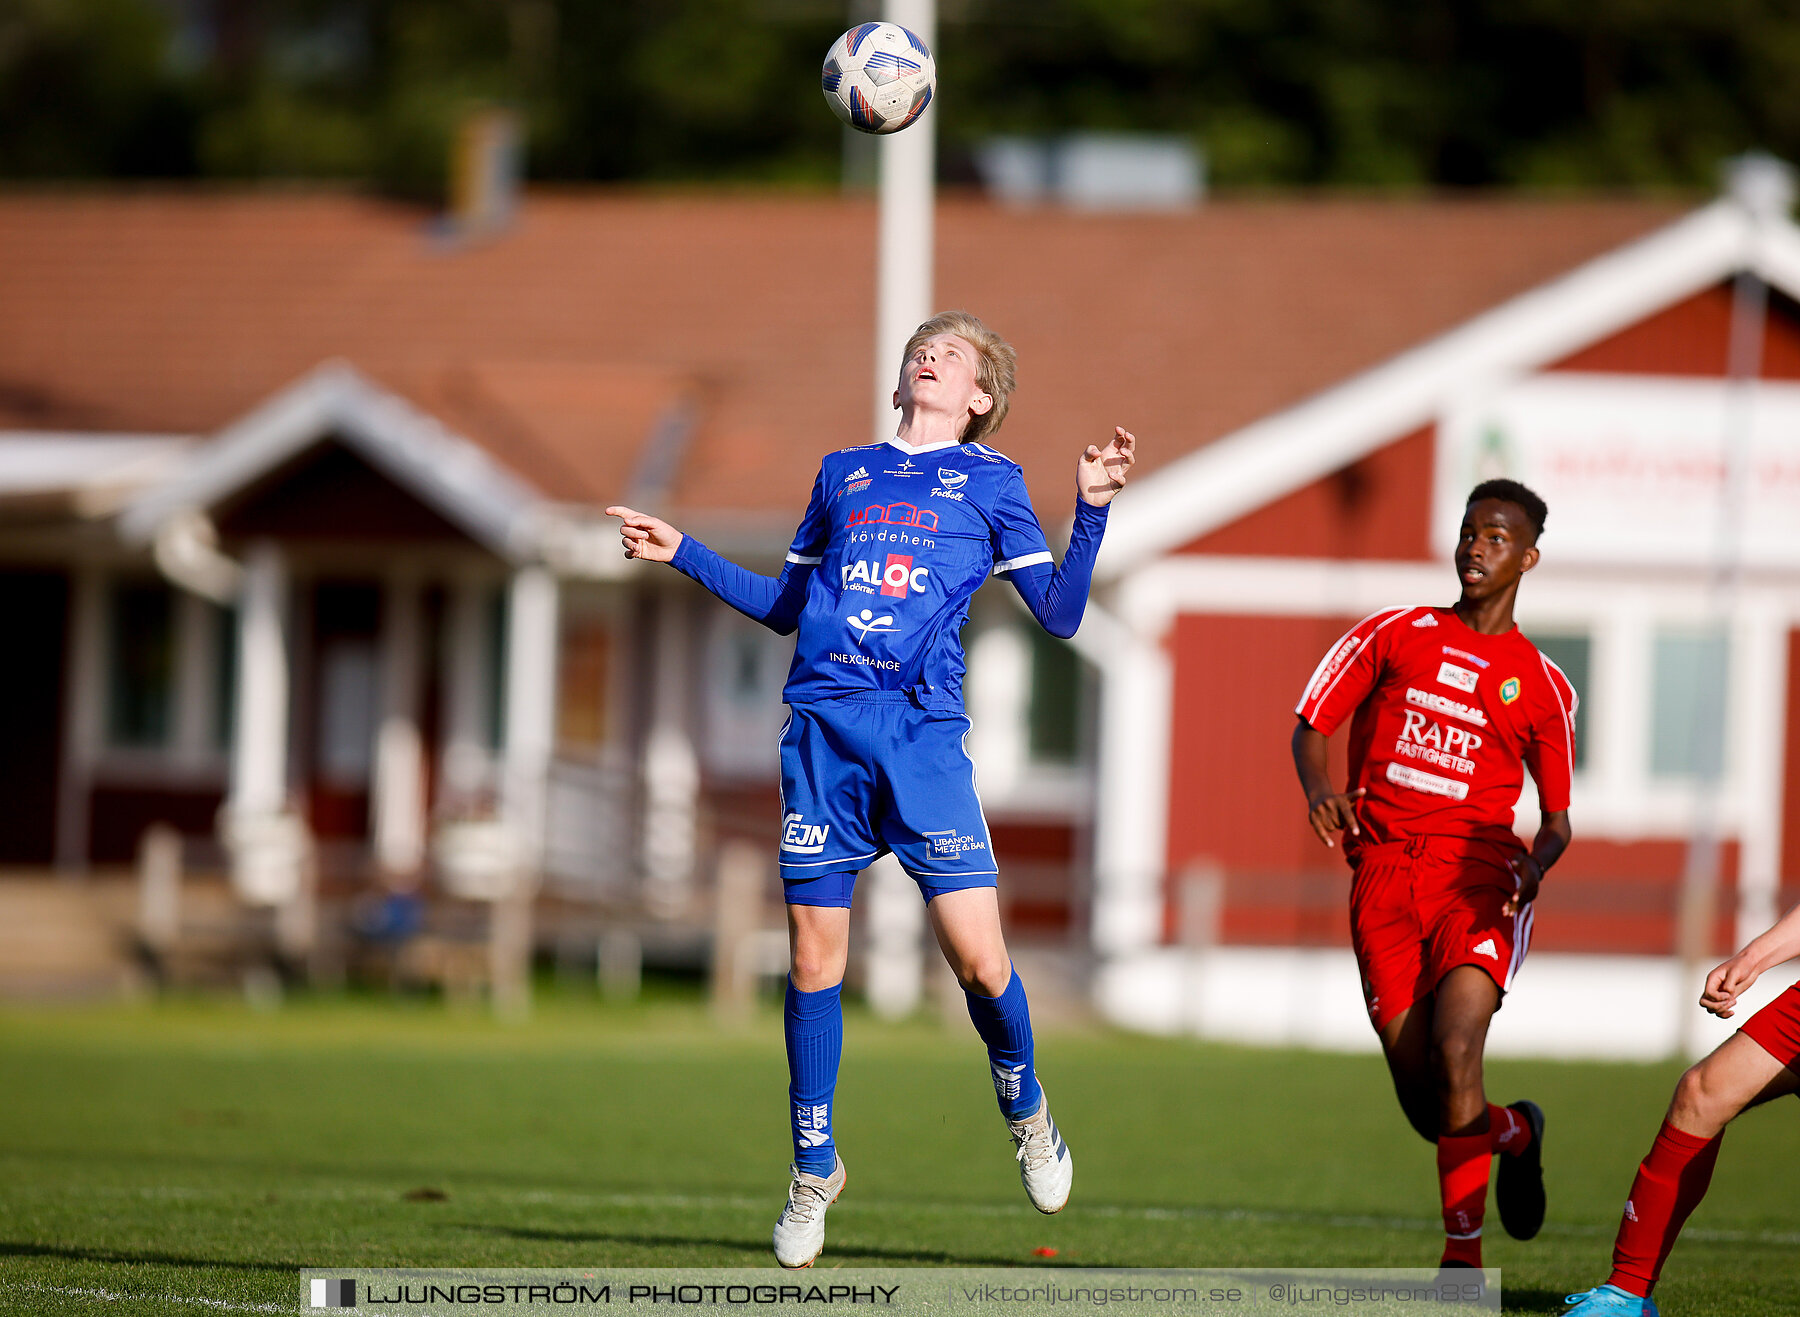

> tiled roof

[{"left": 0, "top": 190, "right": 1687, "bottom": 533}]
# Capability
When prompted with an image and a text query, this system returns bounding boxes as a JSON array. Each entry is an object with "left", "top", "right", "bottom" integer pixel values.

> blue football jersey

[{"left": 779, "top": 437, "right": 1056, "bottom": 707}]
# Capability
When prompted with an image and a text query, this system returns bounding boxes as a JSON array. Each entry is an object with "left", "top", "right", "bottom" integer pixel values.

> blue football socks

[
  {"left": 965, "top": 966, "right": 1043, "bottom": 1121},
  {"left": 784, "top": 977, "right": 844, "bottom": 1176}
]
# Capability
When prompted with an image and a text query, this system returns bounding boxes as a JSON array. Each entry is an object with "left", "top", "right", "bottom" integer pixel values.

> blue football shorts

[{"left": 777, "top": 696, "right": 998, "bottom": 908}]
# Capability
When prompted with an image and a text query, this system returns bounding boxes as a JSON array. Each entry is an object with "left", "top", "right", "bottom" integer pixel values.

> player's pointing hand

[
  {"left": 605, "top": 505, "right": 684, "bottom": 563},
  {"left": 1079, "top": 427, "right": 1136, "bottom": 507}
]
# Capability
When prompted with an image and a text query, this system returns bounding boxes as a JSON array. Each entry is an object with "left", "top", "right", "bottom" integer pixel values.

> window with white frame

[
  {"left": 964, "top": 612, "right": 1092, "bottom": 807},
  {"left": 1649, "top": 627, "right": 1730, "bottom": 779}
]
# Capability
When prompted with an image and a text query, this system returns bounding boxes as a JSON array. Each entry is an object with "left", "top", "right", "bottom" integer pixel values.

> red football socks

[
  {"left": 1437, "top": 1131, "right": 1492, "bottom": 1267},
  {"left": 1487, "top": 1103, "right": 1533, "bottom": 1156},
  {"left": 1606, "top": 1119, "right": 1723, "bottom": 1298}
]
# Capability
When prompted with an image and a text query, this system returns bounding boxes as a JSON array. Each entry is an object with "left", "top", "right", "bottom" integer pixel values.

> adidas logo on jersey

[
  {"left": 844, "top": 466, "right": 869, "bottom": 481},
  {"left": 1473, "top": 938, "right": 1499, "bottom": 960},
  {"left": 1412, "top": 614, "right": 1438, "bottom": 627}
]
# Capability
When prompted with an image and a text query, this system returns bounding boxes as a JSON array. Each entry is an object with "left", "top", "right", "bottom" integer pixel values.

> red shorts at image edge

[
  {"left": 1349, "top": 834, "right": 1533, "bottom": 1033},
  {"left": 1739, "top": 983, "right": 1800, "bottom": 1071}
]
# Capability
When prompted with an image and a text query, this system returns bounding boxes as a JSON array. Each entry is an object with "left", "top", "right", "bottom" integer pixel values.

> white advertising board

[{"left": 1435, "top": 373, "right": 1800, "bottom": 568}]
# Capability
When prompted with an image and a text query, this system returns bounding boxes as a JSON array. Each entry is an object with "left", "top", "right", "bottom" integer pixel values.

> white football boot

[
  {"left": 771, "top": 1155, "right": 847, "bottom": 1269},
  {"left": 1008, "top": 1094, "right": 1073, "bottom": 1214}
]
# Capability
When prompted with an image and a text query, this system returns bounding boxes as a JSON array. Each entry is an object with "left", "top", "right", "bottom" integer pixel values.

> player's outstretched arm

[
  {"left": 605, "top": 504, "right": 812, "bottom": 635},
  {"left": 1701, "top": 898, "right": 1800, "bottom": 1018},
  {"left": 1005, "top": 427, "right": 1139, "bottom": 639},
  {"left": 606, "top": 505, "right": 683, "bottom": 563},
  {"left": 1290, "top": 717, "right": 1364, "bottom": 848},
  {"left": 1078, "top": 427, "right": 1136, "bottom": 507}
]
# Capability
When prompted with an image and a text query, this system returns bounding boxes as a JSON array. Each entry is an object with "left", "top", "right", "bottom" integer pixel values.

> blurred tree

[
  {"left": 539, "top": 0, "right": 843, "bottom": 183},
  {"left": 0, "top": 0, "right": 199, "bottom": 176},
  {"left": 3, "top": 0, "right": 1800, "bottom": 192}
]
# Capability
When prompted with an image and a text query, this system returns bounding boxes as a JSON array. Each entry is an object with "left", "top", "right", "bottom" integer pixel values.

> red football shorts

[
  {"left": 1738, "top": 983, "right": 1800, "bottom": 1072},
  {"left": 1348, "top": 834, "right": 1533, "bottom": 1033}
]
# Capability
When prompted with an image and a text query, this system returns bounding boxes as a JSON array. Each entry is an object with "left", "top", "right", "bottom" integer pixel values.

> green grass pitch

[{"left": 0, "top": 986, "right": 1795, "bottom": 1316}]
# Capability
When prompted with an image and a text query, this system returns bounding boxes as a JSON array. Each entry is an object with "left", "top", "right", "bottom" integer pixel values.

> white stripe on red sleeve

[{"left": 1295, "top": 606, "right": 1415, "bottom": 718}]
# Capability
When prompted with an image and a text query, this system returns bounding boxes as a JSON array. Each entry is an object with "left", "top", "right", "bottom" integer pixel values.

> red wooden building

[{"left": 1087, "top": 162, "right": 1800, "bottom": 1055}]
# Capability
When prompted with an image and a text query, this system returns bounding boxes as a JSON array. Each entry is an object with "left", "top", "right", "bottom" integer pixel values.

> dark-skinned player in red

[{"left": 1291, "top": 479, "right": 1578, "bottom": 1274}]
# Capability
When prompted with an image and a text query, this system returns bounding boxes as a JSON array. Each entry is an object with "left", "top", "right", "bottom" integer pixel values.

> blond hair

[{"left": 901, "top": 311, "right": 1017, "bottom": 444}]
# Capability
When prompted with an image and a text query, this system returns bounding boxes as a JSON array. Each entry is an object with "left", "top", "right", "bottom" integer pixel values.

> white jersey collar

[{"left": 887, "top": 435, "right": 962, "bottom": 456}]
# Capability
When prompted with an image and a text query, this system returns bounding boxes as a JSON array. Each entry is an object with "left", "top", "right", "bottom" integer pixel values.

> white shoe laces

[
  {"left": 782, "top": 1171, "right": 836, "bottom": 1224},
  {"left": 1011, "top": 1115, "right": 1055, "bottom": 1172}
]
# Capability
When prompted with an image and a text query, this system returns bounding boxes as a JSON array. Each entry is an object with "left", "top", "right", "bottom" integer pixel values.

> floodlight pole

[
  {"left": 862, "top": 0, "right": 937, "bottom": 1015},
  {"left": 872, "top": 0, "right": 937, "bottom": 443},
  {"left": 1676, "top": 154, "right": 1791, "bottom": 1058}
]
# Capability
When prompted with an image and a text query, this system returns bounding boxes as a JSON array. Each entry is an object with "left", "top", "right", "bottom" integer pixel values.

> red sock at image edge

[{"left": 1606, "top": 1119, "right": 1723, "bottom": 1298}]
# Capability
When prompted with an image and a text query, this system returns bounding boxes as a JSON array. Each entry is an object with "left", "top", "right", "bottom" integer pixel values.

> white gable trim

[
  {"left": 1098, "top": 200, "right": 1800, "bottom": 579},
  {"left": 119, "top": 361, "right": 546, "bottom": 561}
]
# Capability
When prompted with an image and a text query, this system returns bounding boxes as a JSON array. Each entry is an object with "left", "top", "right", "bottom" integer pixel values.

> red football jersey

[{"left": 1295, "top": 605, "right": 1577, "bottom": 852}]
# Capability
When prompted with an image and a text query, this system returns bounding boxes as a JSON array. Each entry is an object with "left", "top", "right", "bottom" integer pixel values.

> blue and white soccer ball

[{"left": 821, "top": 23, "right": 936, "bottom": 135}]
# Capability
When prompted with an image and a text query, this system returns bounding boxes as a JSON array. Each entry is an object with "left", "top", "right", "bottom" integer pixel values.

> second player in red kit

[{"left": 1291, "top": 479, "right": 1576, "bottom": 1276}]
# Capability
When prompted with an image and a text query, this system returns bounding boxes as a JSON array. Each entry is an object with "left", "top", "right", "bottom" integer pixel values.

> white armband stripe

[
  {"left": 785, "top": 553, "right": 823, "bottom": 565},
  {"left": 992, "top": 551, "right": 1053, "bottom": 575}
]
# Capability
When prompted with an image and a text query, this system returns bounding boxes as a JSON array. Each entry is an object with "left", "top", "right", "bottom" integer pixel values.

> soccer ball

[{"left": 821, "top": 23, "right": 936, "bottom": 135}]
